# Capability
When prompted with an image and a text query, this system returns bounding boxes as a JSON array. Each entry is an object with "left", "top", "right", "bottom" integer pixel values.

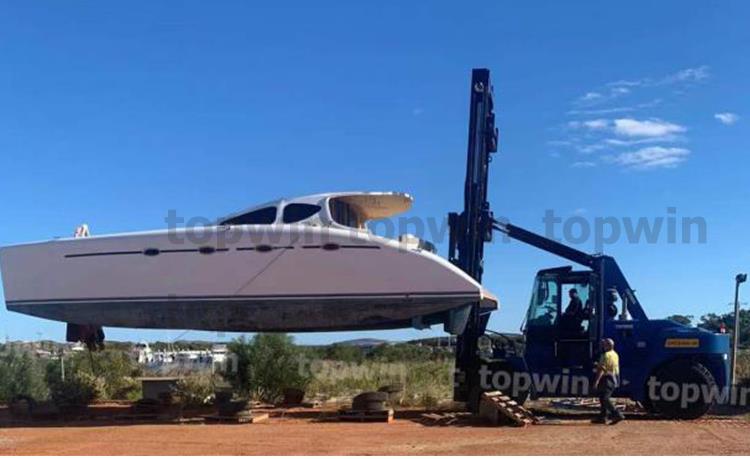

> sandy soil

[{"left": 1, "top": 414, "right": 748, "bottom": 455}]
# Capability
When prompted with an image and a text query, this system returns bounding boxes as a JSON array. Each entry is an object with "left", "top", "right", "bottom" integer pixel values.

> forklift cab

[{"left": 523, "top": 266, "right": 600, "bottom": 379}]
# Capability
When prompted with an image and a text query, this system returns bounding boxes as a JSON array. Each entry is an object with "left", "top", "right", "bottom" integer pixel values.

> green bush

[
  {"left": 47, "top": 372, "right": 100, "bottom": 406},
  {"left": 59, "top": 349, "right": 142, "bottom": 400},
  {"left": 0, "top": 347, "right": 48, "bottom": 402},
  {"left": 224, "top": 334, "right": 310, "bottom": 403},
  {"left": 175, "top": 374, "right": 217, "bottom": 407}
]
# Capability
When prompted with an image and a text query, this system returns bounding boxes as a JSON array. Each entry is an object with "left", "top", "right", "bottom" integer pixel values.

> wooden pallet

[
  {"left": 202, "top": 413, "right": 270, "bottom": 424},
  {"left": 480, "top": 391, "right": 538, "bottom": 427},
  {"left": 337, "top": 408, "right": 394, "bottom": 423},
  {"left": 551, "top": 398, "right": 627, "bottom": 411},
  {"left": 276, "top": 401, "right": 322, "bottom": 409},
  {"left": 420, "top": 412, "right": 468, "bottom": 426}
]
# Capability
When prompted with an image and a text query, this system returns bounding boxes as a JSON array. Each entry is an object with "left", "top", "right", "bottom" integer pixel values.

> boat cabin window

[
  {"left": 220, "top": 206, "right": 277, "bottom": 225},
  {"left": 329, "top": 199, "right": 365, "bottom": 229},
  {"left": 282, "top": 203, "right": 321, "bottom": 223}
]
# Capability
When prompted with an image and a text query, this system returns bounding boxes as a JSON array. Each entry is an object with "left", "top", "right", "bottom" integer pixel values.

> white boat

[{"left": 0, "top": 192, "right": 497, "bottom": 338}]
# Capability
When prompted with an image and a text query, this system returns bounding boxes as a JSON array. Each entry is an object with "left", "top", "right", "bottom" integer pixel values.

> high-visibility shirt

[{"left": 598, "top": 350, "right": 620, "bottom": 385}]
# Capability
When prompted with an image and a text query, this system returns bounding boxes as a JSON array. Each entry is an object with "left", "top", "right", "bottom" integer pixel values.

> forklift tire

[
  {"left": 647, "top": 360, "right": 716, "bottom": 420},
  {"left": 467, "top": 385, "right": 482, "bottom": 413}
]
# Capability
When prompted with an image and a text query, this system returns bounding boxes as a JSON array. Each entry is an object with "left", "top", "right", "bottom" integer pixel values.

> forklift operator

[
  {"left": 564, "top": 288, "right": 584, "bottom": 318},
  {"left": 559, "top": 288, "right": 587, "bottom": 334}
]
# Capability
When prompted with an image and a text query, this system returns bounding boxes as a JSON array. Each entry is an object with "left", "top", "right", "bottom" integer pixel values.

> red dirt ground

[{"left": 1, "top": 413, "right": 748, "bottom": 455}]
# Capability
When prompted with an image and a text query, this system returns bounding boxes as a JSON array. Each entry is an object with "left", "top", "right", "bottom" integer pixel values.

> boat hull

[{"left": 1, "top": 225, "right": 497, "bottom": 332}]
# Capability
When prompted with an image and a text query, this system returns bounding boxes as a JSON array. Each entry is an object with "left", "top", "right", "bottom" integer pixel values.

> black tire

[
  {"left": 647, "top": 360, "right": 716, "bottom": 420},
  {"left": 353, "top": 401, "right": 387, "bottom": 411},
  {"left": 352, "top": 392, "right": 388, "bottom": 411},
  {"left": 353, "top": 391, "right": 388, "bottom": 403}
]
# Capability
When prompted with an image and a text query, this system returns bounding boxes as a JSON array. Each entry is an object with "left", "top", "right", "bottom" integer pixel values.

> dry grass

[
  {"left": 737, "top": 350, "right": 750, "bottom": 384},
  {"left": 305, "top": 359, "right": 453, "bottom": 407}
]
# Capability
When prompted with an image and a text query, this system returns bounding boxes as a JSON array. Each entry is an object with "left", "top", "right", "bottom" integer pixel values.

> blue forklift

[{"left": 449, "top": 69, "right": 730, "bottom": 419}]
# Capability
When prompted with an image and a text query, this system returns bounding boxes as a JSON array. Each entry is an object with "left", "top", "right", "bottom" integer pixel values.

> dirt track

[{"left": 1, "top": 416, "right": 749, "bottom": 455}]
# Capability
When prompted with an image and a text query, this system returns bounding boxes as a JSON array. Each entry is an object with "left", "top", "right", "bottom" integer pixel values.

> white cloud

[
  {"left": 574, "top": 86, "right": 633, "bottom": 107},
  {"left": 612, "top": 118, "right": 686, "bottom": 138},
  {"left": 567, "top": 106, "right": 633, "bottom": 116},
  {"left": 567, "top": 99, "right": 662, "bottom": 116},
  {"left": 576, "top": 143, "right": 608, "bottom": 154},
  {"left": 557, "top": 67, "right": 706, "bottom": 169},
  {"left": 714, "top": 112, "right": 739, "bottom": 125},
  {"left": 582, "top": 119, "right": 609, "bottom": 130},
  {"left": 547, "top": 140, "right": 573, "bottom": 147},
  {"left": 610, "top": 146, "right": 690, "bottom": 170},
  {"left": 568, "top": 117, "right": 685, "bottom": 140},
  {"left": 666, "top": 66, "right": 710, "bottom": 84},
  {"left": 604, "top": 135, "right": 681, "bottom": 146},
  {"left": 581, "top": 92, "right": 602, "bottom": 101},
  {"left": 568, "top": 119, "right": 609, "bottom": 130},
  {"left": 606, "top": 66, "right": 710, "bottom": 89}
]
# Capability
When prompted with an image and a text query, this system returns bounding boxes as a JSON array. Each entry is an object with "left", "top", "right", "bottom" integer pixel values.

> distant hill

[{"left": 331, "top": 338, "right": 390, "bottom": 348}]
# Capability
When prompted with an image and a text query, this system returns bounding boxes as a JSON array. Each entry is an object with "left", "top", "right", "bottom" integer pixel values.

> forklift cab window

[
  {"left": 526, "top": 277, "right": 558, "bottom": 327},
  {"left": 560, "top": 283, "right": 592, "bottom": 334}
]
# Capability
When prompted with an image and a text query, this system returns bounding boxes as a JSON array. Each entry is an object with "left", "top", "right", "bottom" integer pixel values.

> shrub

[
  {"left": 60, "top": 349, "right": 142, "bottom": 400},
  {"left": 0, "top": 348, "right": 48, "bottom": 402},
  {"left": 175, "top": 374, "right": 217, "bottom": 407},
  {"left": 47, "top": 372, "right": 100, "bottom": 406},
  {"left": 400, "top": 360, "right": 453, "bottom": 407},
  {"left": 223, "top": 334, "right": 310, "bottom": 402}
]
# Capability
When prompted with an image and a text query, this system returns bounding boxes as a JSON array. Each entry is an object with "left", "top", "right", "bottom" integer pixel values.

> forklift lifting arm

[{"left": 492, "top": 221, "right": 596, "bottom": 269}]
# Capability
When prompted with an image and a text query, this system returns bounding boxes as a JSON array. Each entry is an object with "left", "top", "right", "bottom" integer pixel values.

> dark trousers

[{"left": 597, "top": 377, "right": 623, "bottom": 420}]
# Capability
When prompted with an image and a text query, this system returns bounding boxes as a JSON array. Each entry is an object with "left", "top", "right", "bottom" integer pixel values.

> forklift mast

[
  {"left": 448, "top": 69, "right": 645, "bottom": 404},
  {"left": 448, "top": 68, "right": 498, "bottom": 402}
]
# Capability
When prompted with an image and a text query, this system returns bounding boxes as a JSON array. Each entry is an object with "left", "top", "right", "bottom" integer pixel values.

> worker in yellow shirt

[{"left": 593, "top": 338, "right": 625, "bottom": 424}]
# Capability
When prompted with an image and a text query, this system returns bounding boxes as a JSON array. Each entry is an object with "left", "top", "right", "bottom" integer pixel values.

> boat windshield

[
  {"left": 329, "top": 198, "right": 365, "bottom": 229},
  {"left": 220, "top": 206, "right": 277, "bottom": 225}
]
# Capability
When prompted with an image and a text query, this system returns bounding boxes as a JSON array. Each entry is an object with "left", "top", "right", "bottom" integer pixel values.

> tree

[
  {"left": 666, "top": 314, "right": 694, "bottom": 326},
  {"left": 369, "top": 343, "right": 435, "bottom": 362},
  {"left": 698, "top": 310, "right": 750, "bottom": 348},
  {"left": 323, "top": 344, "right": 365, "bottom": 363},
  {"left": 224, "top": 334, "right": 309, "bottom": 402}
]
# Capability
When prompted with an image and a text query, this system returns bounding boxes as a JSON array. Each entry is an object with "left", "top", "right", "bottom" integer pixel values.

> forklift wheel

[{"left": 647, "top": 360, "right": 716, "bottom": 420}]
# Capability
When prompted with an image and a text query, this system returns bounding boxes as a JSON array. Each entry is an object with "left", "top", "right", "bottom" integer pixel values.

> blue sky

[{"left": 0, "top": 1, "right": 747, "bottom": 344}]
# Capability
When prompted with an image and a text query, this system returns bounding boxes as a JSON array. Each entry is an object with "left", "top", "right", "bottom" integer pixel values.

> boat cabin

[{"left": 217, "top": 192, "right": 413, "bottom": 231}]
